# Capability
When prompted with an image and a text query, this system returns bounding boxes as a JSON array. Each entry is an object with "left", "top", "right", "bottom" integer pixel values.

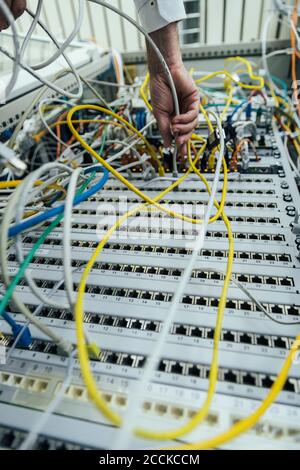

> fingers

[
  {"left": 172, "top": 106, "right": 198, "bottom": 126},
  {"left": 155, "top": 111, "right": 173, "bottom": 148},
  {"left": 172, "top": 110, "right": 199, "bottom": 156},
  {"left": 0, "top": 0, "right": 26, "bottom": 31},
  {"left": 171, "top": 90, "right": 200, "bottom": 155},
  {"left": 176, "top": 130, "right": 194, "bottom": 157},
  {"left": 0, "top": 1, "right": 12, "bottom": 30},
  {"left": 172, "top": 117, "right": 199, "bottom": 136},
  {"left": 11, "top": 0, "right": 26, "bottom": 19}
]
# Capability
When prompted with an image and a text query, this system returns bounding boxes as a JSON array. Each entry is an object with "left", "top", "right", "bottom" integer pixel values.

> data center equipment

[
  {"left": 0, "top": 1, "right": 300, "bottom": 451},
  {"left": 0, "top": 70, "right": 300, "bottom": 449}
]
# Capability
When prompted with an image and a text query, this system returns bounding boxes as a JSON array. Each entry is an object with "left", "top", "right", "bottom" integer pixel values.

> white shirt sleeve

[{"left": 134, "top": 0, "right": 186, "bottom": 33}]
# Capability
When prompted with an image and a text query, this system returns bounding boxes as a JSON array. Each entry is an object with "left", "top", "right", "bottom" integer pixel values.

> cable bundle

[{"left": 0, "top": 0, "right": 299, "bottom": 453}]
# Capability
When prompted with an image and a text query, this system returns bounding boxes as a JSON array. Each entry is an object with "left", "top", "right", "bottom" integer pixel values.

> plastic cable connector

[
  {"left": 87, "top": 343, "right": 101, "bottom": 359},
  {"left": 0, "top": 142, "right": 27, "bottom": 176}
]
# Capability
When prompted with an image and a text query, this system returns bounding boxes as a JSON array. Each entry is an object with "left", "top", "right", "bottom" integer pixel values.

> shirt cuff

[{"left": 134, "top": 0, "right": 186, "bottom": 33}]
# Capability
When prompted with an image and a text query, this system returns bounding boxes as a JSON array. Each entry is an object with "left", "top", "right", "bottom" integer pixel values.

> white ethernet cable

[
  {"left": 13, "top": 163, "right": 74, "bottom": 311},
  {"left": 2, "top": 0, "right": 181, "bottom": 168},
  {"left": 22, "top": 0, "right": 84, "bottom": 71},
  {"left": 0, "top": 2, "right": 83, "bottom": 99},
  {"left": 88, "top": 78, "right": 141, "bottom": 89},
  {"left": 0, "top": 173, "right": 73, "bottom": 354},
  {"left": 6, "top": 277, "right": 68, "bottom": 361},
  {"left": 0, "top": 0, "right": 20, "bottom": 98},
  {"left": 19, "top": 350, "right": 76, "bottom": 450},
  {"left": 38, "top": 98, "right": 77, "bottom": 149},
  {"left": 63, "top": 167, "right": 83, "bottom": 308},
  {"left": 114, "top": 110, "right": 225, "bottom": 450}
]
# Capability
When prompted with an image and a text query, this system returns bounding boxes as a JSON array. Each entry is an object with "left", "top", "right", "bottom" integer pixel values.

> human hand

[
  {"left": 0, "top": 0, "right": 26, "bottom": 31},
  {"left": 149, "top": 63, "right": 199, "bottom": 156}
]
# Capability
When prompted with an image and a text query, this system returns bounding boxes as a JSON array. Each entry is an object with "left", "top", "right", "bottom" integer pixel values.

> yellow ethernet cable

[
  {"left": 169, "top": 336, "right": 300, "bottom": 450},
  {"left": 73, "top": 135, "right": 232, "bottom": 441},
  {"left": 195, "top": 67, "right": 264, "bottom": 91},
  {"left": 73, "top": 144, "right": 205, "bottom": 426},
  {"left": 66, "top": 105, "right": 226, "bottom": 224},
  {"left": 224, "top": 56, "right": 264, "bottom": 89},
  {"left": 140, "top": 73, "right": 151, "bottom": 112},
  {"left": 133, "top": 144, "right": 234, "bottom": 442}
]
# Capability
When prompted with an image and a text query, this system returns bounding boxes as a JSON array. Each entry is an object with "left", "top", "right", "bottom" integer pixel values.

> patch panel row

[
  {"left": 24, "top": 231, "right": 286, "bottom": 251},
  {"left": 101, "top": 187, "right": 276, "bottom": 195},
  {"left": 22, "top": 231, "right": 287, "bottom": 248},
  {"left": 157, "top": 361, "right": 298, "bottom": 393},
  {"left": 95, "top": 216, "right": 282, "bottom": 232},
  {"left": 6, "top": 254, "right": 295, "bottom": 287},
  {"left": 30, "top": 305, "right": 295, "bottom": 350},
  {"left": 231, "top": 416, "right": 300, "bottom": 442},
  {"left": 181, "top": 295, "right": 300, "bottom": 316},
  {"left": 198, "top": 271, "right": 294, "bottom": 286},
  {"left": 17, "top": 243, "right": 292, "bottom": 263},
  {"left": 59, "top": 382, "right": 220, "bottom": 425},
  {"left": 81, "top": 201, "right": 278, "bottom": 210},
  {"left": 86, "top": 263, "right": 295, "bottom": 287},
  {"left": 12, "top": 280, "right": 300, "bottom": 315},
  {"left": 206, "top": 232, "right": 285, "bottom": 241},
  {"left": 73, "top": 201, "right": 279, "bottom": 213},
  {"left": 1, "top": 335, "right": 298, "bottom": 393},
  {"left": 0, "top": 424, "right": 90, "bottom": 450},
  {"left": 0, "top": 372, "right": 49, "bottom": 393},
  {"left": 104, "top": 176, "right": 276, "bottom": 185}
]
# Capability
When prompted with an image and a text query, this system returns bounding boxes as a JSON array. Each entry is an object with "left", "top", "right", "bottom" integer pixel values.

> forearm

[{"left": 147, "top": 22, "right": 183, "bottom": 75}]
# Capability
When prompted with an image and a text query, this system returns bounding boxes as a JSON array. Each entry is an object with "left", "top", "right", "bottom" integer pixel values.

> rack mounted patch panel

[{"left": 1, "top": 129, "right": 300, "bottom": 450}]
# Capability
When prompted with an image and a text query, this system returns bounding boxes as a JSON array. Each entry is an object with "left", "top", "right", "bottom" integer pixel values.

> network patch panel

[{"left": 0, "top": 120, "right": 300, "bottom": 451}]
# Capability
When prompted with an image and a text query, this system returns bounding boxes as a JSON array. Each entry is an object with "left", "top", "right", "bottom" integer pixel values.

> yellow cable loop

[
  {"left": 69, "top": 103, "right": 231, "bottom": 441},
  {"left": 66, "top": 107, "right": 165, "bottom": 175},
  {"left": 224, "top": 56, "right": 265, "bottom": 89},
  {"left": 168, "top": 337, "right": 300, "bottom": 450},
  {"left": 73, "top": 143, "right": 206, "bottom": 426},
  {"left": 195, "top": 60, "right": 264, "bottom": 91},
  {"left": 66, "top": 105, "right": 225, "bottom": 224},
  {"left": 221, "top": 85, "right": 234, "bottom": 122},
  {"left": 137, "top": 82, "right": 231, "bottom": 440},
  {"left": 135, "top": 143, "right": 234, "bottom": 442}
]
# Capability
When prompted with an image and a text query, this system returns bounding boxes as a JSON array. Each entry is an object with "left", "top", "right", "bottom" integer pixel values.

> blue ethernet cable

[
  {"left": 8, "top": 167, "right": 109, "bottom": 238},
  {"left": 1, "top": 311, "right": 32, "bottom": 348}
]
